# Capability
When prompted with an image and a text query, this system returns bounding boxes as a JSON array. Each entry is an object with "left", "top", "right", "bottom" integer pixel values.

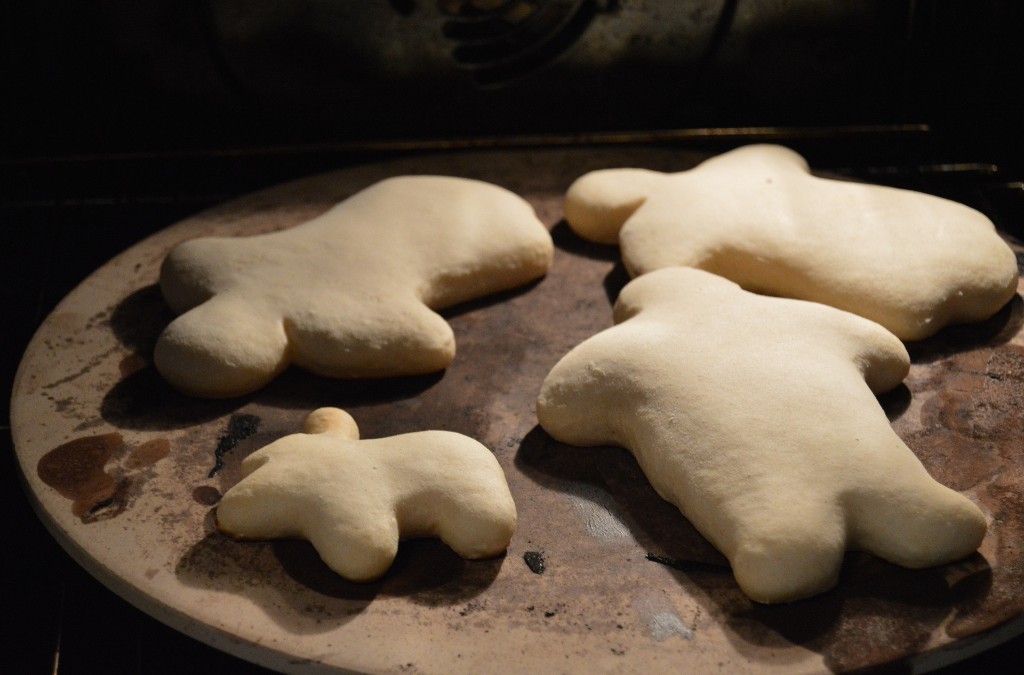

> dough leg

[
  {"left": 845, "top": 477, "right": 987, "bottom": 568},
  {"left": 728, "top": 502, "right": 847, "bottom": 604},
  {"left": 309, "top": 514, "right": 400, "bottom": 582},
  {"left": 155, "top": 294, "right": 289, "bottom": 398}
]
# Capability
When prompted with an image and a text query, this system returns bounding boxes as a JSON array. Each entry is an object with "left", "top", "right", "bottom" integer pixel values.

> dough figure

[
  {"left": 564, "top": 144, "right": 1018, "bottom": 341},
  {"left": 156, "top": 175, "right": 553, "bottom": 397},
  {"left": 537, "top": 267, "right": 987, "bottom": 603},
  {"left": 217, "top": 408, "right": 517, "bottom": 582}
]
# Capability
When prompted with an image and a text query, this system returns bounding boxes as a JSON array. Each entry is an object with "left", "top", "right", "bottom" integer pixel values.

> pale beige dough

[
  {"left": 564, "top": 144, "right": 1019, "bottom": 341},
  {"left": 156, "top": 175, "right": 554, "bottom": 397},
  {"left": 217, "top": 407, "right": 517, "bottom": 582},
  {"left": 536, "top": 267, "right": 987, "bottom": 603}
]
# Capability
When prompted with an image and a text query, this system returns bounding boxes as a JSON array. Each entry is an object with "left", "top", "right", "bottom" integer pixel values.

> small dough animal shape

[
  {"left": 156, "top": 175, "right": 553, "bottom": 397},
  {"left": 217, "top": 407, "right": 517, "bottom": 582},
  {"left": 537, "top": 267, "right": 987, "bottom": 603},
  {"left": 564, "top": 144, "right": 1018, "bottom": 341}
]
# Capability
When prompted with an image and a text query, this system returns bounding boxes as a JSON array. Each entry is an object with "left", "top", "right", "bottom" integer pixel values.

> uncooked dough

[
  {"left": 217, "top": 407, "right": 517, "bottom": 582},
  {"left": 537, "top": 267, "right": 987, "bottom": 603},
  {"left": 156, "top": 175, "right": 554, "bottom": 397},
  {"left": 564, "top": 144, "right": 1018, "bottom": 340}
]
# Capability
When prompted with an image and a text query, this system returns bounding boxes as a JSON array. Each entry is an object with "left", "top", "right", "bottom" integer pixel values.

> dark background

[
  {"left": 2, "top": 0, "right": 1023, "bottom": 161},
  {"left": 3, "top": 1, "right": 1024, "bottom": 672}
]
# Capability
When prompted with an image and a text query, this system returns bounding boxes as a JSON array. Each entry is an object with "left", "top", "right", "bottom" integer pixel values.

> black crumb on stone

[
  {"left": 523, "top": 550, "right": 546, "bottom": 574},
  {"left": 645, "top": 551, "right": 728, "bottom": 573},
  {"left": 208, "top": 413, "right": 262, "bottom": 477}
]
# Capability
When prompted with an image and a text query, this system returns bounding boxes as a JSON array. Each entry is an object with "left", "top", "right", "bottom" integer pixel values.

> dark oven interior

[{"left": 3, "top": 2, "right": 1023, "bottom": 673}]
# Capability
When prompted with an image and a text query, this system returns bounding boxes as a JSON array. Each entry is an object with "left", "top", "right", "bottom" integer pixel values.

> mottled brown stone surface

[{"left": 11, "top": 147, "right": 1024, "bottom": 673}]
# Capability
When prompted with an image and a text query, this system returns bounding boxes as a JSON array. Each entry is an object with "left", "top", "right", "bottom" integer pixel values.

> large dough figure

[
  {"left": 156, "top": 175, "right": 553, "bottom": 397},
  {"left": 564, "top": 144, "right": 1018, "bottom": 341},
  {"left": 537, "top": 267, "right": 987, "bottom": 603}
]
